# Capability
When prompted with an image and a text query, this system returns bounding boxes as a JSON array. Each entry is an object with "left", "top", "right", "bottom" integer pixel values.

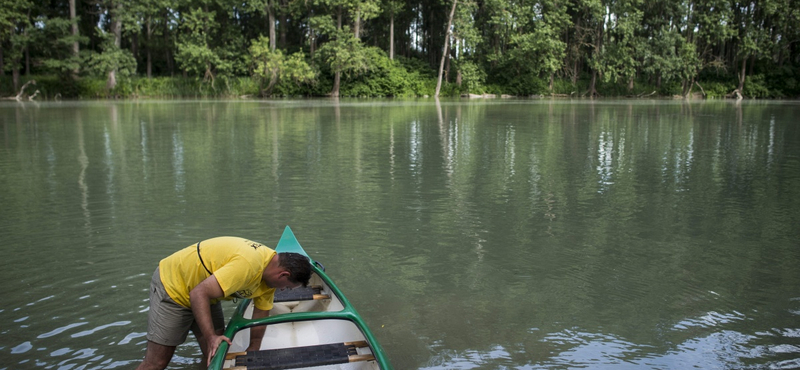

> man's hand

[
  {"left": 247, "top": 308, "right": 270, "bottom": 351},
  {"left": 206, "top": 334, "right": 232, "bottom": 365}
]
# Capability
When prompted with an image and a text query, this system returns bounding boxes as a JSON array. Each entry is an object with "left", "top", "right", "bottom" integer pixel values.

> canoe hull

[{"left": 210, "top": 226, "right": 391, "bottom": 370}]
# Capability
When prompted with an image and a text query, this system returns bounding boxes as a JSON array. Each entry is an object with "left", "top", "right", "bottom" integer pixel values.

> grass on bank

[{"left": 1, "top": 57, "right": 795, "bottom": 100}]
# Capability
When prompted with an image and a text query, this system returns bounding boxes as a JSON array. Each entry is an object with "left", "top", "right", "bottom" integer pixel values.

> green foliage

[
  {"left": 696, "top": 81, "right": 733, "bottom": 98},
  {"left": 0, "top": 0, "right": 30, "bottom": 41},
  {"left": 340, "top": 47, "right": 430, "bottom": 97},
  {"left": 6, "top": 0, "right": 799, "bottom": 99},
  {"left": 744, "top": 74, "right": 772, "bottom": 98},
  {"left": 504, "top": 74, "right": 548, "bottom": 96},
  {"left": 83, "top": 29, "right": 137, "bottom": 79},
  {"left": 763, "top": 65, "right": 800, "bottom": 98},
  {"left": 506, "top": 23, "right": 566, "bottom": 78},
  {"left": 35, "top": 16, "right": 86, "bottom": 76},
  {"left": 249, "top": 36, "right": 316, "bottom": 96},
  {"left": 456, "top": 60, "right": 486, "bottom": 94},
  {"left": 316, "top": 30, "right": 370, "bottom": 78},
  {"left": 1, "top": 0, "right": 32, "bottom": 76}
]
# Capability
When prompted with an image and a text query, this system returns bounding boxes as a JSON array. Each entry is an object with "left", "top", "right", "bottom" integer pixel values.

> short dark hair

[{"left": 278, "top": 252, "right": 312, "bottom": 287}]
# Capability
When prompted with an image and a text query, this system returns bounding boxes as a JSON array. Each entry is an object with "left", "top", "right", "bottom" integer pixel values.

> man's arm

[
  {"left": 189, "top": 275, "right": 231, "bottom": 365},
  {"left": 247, "top": 307, "right": 270, "bottom": 351}
]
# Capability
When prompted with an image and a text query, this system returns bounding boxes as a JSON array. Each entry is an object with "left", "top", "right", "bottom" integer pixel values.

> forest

[{"left": 1, "top": 0, "right": 798, "bottom": 99}]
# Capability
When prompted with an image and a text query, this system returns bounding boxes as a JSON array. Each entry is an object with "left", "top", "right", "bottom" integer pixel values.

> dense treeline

[{"left": 1, "top": 0, "right": 799, "bottom": 99}]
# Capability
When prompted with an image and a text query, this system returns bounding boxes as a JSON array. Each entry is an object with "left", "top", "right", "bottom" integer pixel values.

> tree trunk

[
  {"left": 332, "top": 71, "right": 341, "bottom": 97},
  {"left": 24, "top": 38, "right": 30, "bottom": 75},
  {"left": 444, "top": 45, "right": 451, "bottom": 83},
  {"left": 737, "top": 57, "right": 746, "bottom": 92},
  {"left": 435, "top": 0, "right": 458, "bottom": 97},
  {"left": 587, "top": 69, "right": 599, "bottom": 97},
  {"left": 264, "top": 68, "right": 279, "bottom": 96},
  {"left": 13, "top": 67, "right": 20, "bottom": 92},
  {"left": 131, "top": 32, "right": 138, "bottom": 64},
  {"left": 107, "top": 70, "right": 117, "bottom": 91},
  {"left": 70, "top": 0, "right": 79, "bottom": 78},
  {"left": 280, "top": 1, "right": 288, "bottom": 48},
  {"left": 330, "top": 7, "right": 343, "bottom": 97},
  {"left": 267, "top": 0, "right": 276, "bottom": 51},
  {"left": 164, "top": 11, "right": 173, "bottom": 75},
  {"left": 106, "top": 2, "right": 122, "bottom": 90},
  {"left": 389, "top": 10, "right": 395, "bottom": 59},
  {"left": 308, "top": 9, "right": 315, "bottom": 58},
  {"left": 354, "top": 9, "right": 361, "bottom": 39},
  {"left": 24, "top": 12, "right": 31, "bottom": 75},
  {"left": 146, "top": 17, "right": 152, "bottom": 78}
]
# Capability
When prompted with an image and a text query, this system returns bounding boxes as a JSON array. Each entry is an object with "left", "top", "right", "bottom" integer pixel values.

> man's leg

[
  {"left": 138, "top": 268, "right": 192, "bottom": 369},
  {"left": 135, "top": 341, "right": 176, "bottom": 370}
]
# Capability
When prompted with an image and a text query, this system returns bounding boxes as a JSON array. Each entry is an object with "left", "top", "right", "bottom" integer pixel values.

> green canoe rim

[{"left": 208, "top": 226, "right": 392, "bottom": 370}]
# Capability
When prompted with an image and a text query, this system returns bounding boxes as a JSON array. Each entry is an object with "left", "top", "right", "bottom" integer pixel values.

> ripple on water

[
  {"left": 11, "top": 341, "right": 32, "bottom": 354},
  {"left": 50, "top": 347, "right": 72, "bottom": 356},
  {"left": 37, "top": 322, "right": 88, "bottom": 339},
  {"left": 71, "top": 321, "right": 131, "bottom": 338}
]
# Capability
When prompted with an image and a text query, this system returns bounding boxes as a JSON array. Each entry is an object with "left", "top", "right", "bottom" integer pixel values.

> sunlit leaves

[
  {"left": 249, "top": 35, "right": 316, "bottom": 95},
  {"left": 83, "top": 30, "right": 137, "bottom": 78},
  {"left": 316, "top": 29, "right": 370, "bottom": 78}
]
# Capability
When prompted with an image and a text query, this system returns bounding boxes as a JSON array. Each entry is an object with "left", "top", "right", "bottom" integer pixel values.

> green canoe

[{"left": 208, "top": 226, "right": 392, "bottom": 370}]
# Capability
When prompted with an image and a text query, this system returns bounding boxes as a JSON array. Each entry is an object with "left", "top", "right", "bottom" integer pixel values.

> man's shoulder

[{"left": 202, "top": 236, "right": 272, "bottom": 251}]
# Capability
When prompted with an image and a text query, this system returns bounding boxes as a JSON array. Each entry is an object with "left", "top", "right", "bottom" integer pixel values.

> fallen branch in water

[{"left": 16, "top": 80, "right": 37, "bottom": 101}]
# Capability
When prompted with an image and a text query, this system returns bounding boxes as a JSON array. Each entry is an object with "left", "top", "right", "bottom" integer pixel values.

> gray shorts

[{"left": 146, "top": 267, "right": 225, "bottom": 346}]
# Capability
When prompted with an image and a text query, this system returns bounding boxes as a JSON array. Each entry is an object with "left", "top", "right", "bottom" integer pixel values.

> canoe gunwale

[{"left": 208, "top": 226, "right": 391, "bottom": 370}]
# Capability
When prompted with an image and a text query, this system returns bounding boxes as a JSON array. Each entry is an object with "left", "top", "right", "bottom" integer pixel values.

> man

[{"left": 136, "top": 236, "right": 312, "bottom": 370}]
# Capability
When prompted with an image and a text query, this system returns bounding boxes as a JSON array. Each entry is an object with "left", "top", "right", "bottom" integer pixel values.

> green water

[{"left": 1, "top": 99, "right": 799, "bottom": 369}]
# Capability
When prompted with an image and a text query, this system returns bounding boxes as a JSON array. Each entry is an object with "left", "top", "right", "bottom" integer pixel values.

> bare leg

[{"left": 135, "top": 340, "right": 176, "bottom": 370}]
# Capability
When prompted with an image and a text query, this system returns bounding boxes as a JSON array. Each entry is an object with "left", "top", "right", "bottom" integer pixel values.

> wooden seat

[
  {"left": 224, "top": 341, "right": 374, "bottom": 370},
  {"left": 273, "top": 285, "right": 329, "bottom": 303}
]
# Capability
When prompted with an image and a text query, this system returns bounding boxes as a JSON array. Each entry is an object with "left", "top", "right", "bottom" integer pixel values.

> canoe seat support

[
  {"left": 274, "top": 285, "right": 329, "bottom": 303},
  {"left": 225, "top": 341, "right": 374, "bottom": 370}
]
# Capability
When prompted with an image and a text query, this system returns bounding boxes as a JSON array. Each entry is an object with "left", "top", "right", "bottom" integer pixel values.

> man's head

[{"left": 264, "top": 252, "right": 312, "bottom": 290}]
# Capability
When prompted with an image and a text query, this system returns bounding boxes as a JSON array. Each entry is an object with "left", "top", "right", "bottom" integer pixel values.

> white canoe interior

[{"left": 223, "top": 272, "right": 380, "bottom": 370}]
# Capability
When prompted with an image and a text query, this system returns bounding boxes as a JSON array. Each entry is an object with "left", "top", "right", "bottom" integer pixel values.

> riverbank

[{"left": 1, "top": 72, "right": 794, "bottom": 101}]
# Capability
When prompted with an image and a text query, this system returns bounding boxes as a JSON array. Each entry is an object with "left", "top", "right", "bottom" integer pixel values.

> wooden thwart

[
  {"left": 223, "top": 341, "right": 374, "bottom": 370},
  {"left": 273, "top": 285, "right": 330, "bottom": 303}
]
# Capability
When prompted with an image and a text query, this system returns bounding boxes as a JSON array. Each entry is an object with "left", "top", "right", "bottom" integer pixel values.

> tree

[
  {"left": 37, "top": 15, "right": 88, "bottom": 79},
  {"left": 0, "top": 0, "right": 32, "bottom": 90},
  {"left": 435, "top": 0, "right": 457, "bottom": 97},
  {"left": 349, "top": 0, "right": 380, "bottom": 39},
  {"left": 175, "top": 6, "right": 221, "bottom": 81},
  {"left": 317, "top": 28, "right": 370, "bottom": 97},
  {"left": 577, "top": 0, "right": 606, "bottom": 97},
  {"left": 383, "top": 0, "right": 403, "bottom": 59},
  {"left": 105, "top": 0, "right": 124, "bottom": 89},
  {"left": 83, "top": 27, "right": 137, "bottom": 89},
  {"left": 502, "top": 0, "right": 570, "bottom": 92},
  {"left": 312, "top": 0, "right": 376, "bottom": 96},
  {"left": 601, "top": 0, "right": 644, "bottom": 91},
  {"left": 249, "top": 35, "right": 316, "bottom": 96},
  {"left": 69, "top": 0, "right": 79, "bottom": 78}
]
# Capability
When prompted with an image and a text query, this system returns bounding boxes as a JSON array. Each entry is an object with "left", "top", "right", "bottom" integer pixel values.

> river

[{"left": 1, "top": 98, "right": 799, "bottom": 369}]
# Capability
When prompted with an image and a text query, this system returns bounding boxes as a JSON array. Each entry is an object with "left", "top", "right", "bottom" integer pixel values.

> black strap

[{"left": 197, "top": 242, "right": 213, "bottom": 275}]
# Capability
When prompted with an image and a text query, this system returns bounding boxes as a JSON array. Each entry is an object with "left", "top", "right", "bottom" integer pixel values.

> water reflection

[{"left": 0, "top": 100, "right": 799, "bottom": 369}]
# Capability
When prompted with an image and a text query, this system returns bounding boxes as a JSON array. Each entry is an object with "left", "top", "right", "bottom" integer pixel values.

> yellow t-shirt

[{"left": 159, "top": 236, "right": 277, "bottom": 311}]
